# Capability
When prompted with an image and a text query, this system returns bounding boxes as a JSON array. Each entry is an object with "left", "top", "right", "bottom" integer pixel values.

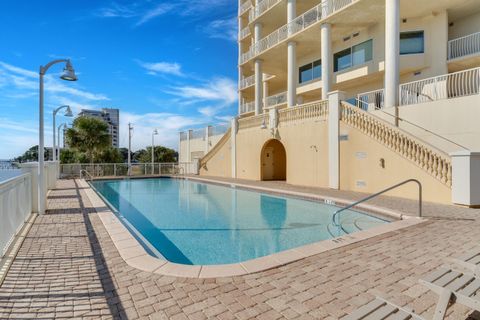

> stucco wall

[
  {"left": 371, "top": 94, "right": 480, "bottom": 153},
  {"left": 199, "top": 135, "right": 232, "bottom": 178},
  {"left": 339, "top": 123, "right": 452, "bottom": 204},
  {"left": 449, "top": 11, "right": 480, "bottom": 40}
]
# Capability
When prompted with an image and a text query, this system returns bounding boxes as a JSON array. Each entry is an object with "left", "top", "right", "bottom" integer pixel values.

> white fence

[
  {"left": 61, "top": 162, "right": 198, "bottom": 178},
  {"left": 400, "top": 67, "right": 480, "bottom": 106},
  {"left": 240, "top": 75, "right": 255, "bottom": 89},
  {"left": 0, "top": 174, "right": 32, "bottom": 258},
  {"left": 448, "top": 32, "right": 480, "bottom": 60},
  {"left": 356, "top": 89, "right": 385, "bottom": 111},
  {"left": 266, "top": 91, "right": 288, "bottom": 107},
  {"left": 240, "top": 101, "right": 255, "bottom": 114}
]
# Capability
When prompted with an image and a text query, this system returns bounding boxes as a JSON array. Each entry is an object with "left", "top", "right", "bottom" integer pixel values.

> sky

[{"left": 0, "top": 0, "right": 238, "bottom": 159}]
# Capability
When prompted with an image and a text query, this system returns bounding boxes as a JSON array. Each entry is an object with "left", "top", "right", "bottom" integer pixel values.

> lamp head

[
  {"left": 60, "top": 60, "right": 77, "bottom": 81},
  {"left": 260, "top": 118, "right": 267, "bottom": 129},
  {"left": 64, "top": 105, "right": 73, "bottom": 117},
  {"left": 153, "top": 129, "right": 159, "bottom": 135}
]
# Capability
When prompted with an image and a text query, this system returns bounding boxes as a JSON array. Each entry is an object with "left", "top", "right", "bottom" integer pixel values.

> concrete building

[
  {"left": 198, "top": 0, "right": 480, "bottom": 207},
  {"left": 78, "top": 108, "right": 120, "bottom": 148}
]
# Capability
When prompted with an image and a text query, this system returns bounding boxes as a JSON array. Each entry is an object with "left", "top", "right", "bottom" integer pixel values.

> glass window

[
  {"left": 400, "top": 31, "right": 424, "bottom": 55},
  {"left": 334, "top": 48, "right": 352, "bottom": 72},
  {"left": 352, "top": 39, "right": 373, "bottom": 65},
  {"left": 299, "top": 64, "right": 313, "bottom": 83},
  {"left": 312, "top": 59, "right": 322, "bottom": 80}
]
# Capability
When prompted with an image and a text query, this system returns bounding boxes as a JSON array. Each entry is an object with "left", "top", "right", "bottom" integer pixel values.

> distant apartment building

[{"left": 78, "top": 108, "right": 120, "bottom": 148}]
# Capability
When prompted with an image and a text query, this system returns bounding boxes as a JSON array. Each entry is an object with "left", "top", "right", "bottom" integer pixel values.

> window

[
  {"left": 299, "top": 59, "right": 322, "bottom": 84},
  {"left": 400, "top": 31, "right": 424, "bottom": 54},
  {"left": 334, "top": 48, "right": 351, "bottom": 72},
  {"left": 334, "top": 39, "right": 373, "bottom": 72}
]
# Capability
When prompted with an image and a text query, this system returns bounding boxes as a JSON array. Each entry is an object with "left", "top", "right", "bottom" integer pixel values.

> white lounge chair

[
  {"left": 343, "top": 267, "right": 480, "bottom": 320},
  {"left": 451, "top": 249, "right": 480, "bottom": 277},
  {"left": 342, "top": 297, "right": 424, "bottom": 320}
]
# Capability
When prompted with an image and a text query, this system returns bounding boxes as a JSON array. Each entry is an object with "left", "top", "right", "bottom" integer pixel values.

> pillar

[
  {"left": 328, "top": 90, "right": 346, "bottom": 189},
  {"left": 321, "top": 23, "right": 332, "bottom": 100},
  {"left": 287, "top": 0, "right": 297, "bottom": 108},
  {"left": 450, "top": 151, "right": 480, "bottom": 207},
  {"left": 255, "top": 60, "right": 263, "bottom": 115},
  {"left": 263, "top": 78, "right": 269, "bottom": 109},
  {"left": 385, "top": 0, "right": 400, "bottom": 118},
  {"left": 231, "top": 118, "right": 237, "bottom": 178},
  {"left": 238, "top": 16, "right": 244, "bottom": 115},
  {"left": 287, "top": 42, "right": 297, "bottom": 107},
  {"left": 187, "top": 129, "right": 192, "bottom": 162},
  {"left": 205, "top": 126, "right": 211, "bottom": 154}
]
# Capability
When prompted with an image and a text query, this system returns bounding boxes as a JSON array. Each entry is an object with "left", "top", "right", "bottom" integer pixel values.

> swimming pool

[{"left": 91, "top": 178, "right": 388, "bottom": 265}]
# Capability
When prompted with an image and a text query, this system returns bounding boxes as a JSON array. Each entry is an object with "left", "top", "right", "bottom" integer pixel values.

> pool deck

[{"left": 1, "top": 178, "right": 480, "bottom": 319}]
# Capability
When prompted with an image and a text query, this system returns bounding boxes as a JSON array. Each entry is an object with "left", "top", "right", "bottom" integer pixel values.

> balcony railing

[
  {"left": 240, "top": 75, "right": 255, "bottom": 89},
  {"left": 357, "top": 89, "right": 385, "bottom": 111},
  {"left": 239, "top": 26, "right": 251, "bottom": 40},
  {"left": 278, "top": 100, "right": 328, "bottom": 124},
  {"left": 239, "top": 0, "right": 252, "bottom": 15},
  {"left": 400, "top": 67, "right": 480, "bottom": 106},
  {"left": 448, "top": 32, "right": 480, "bottom": 60},
  {"left": 266, "top": 91, "right": 288, "bottom": 107},
  {"left": 251, "top": 0, "right": 282, "bottom": 21},
  {"left": 240, "top": 101, "right": 255, "bottom": 114},
  {"left": 240, "top": 0, "right": 355, "bottom": 64}
]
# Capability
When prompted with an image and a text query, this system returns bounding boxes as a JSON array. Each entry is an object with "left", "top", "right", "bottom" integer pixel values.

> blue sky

[{"left": 0, "top": 0, "right": 238, "bottom": 159}]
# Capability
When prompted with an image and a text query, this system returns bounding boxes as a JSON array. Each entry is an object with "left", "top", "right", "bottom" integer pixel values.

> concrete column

[
  {"left": 238, "top": 16, "right": 243, "bottom": 115},
  {"left": 287, "top": 0, "right": 296, "bottom": 24},
  {"left": 384, "top": 0, "right": 400, "bottom": 113},
  {"left": 205, "top": 126, "right": 211, "bottom": 154},
  {"left": 178, "top": 132, "right": 182, "bottom": 162},
  {"left": 231, "top": 118, "right": 237, "bottom": 178},
  {"left": 450, "top": 151, "right": 480, "bottom": 207},
  {"left": 254, "top": 23, "right": 262, "bottom": 43},
  {"left": 287, "top": 41, "right": 297, "bottom": 107},
  {"left": 254, "top": 59, "right": 263, "bottom": 115},
  {"left": 321, "top": 23, "right": 332, "bottom": 100},
  {"left": 263, "top": 78, "right": 269, "bottom": 109},
  {"left": 328, "top": 90, "right": 346, "bottom": 189},
  {"left": 187, "top": 129, "right": 192, "bottom": 162}
]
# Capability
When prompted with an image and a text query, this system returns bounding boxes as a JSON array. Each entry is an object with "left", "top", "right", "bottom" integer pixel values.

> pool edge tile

[
  {"left": 155, "top": 262, "right": 202, "bottom": 278},
  {"left": 198, "top": 264, "right": 248, "bottom": 278}
]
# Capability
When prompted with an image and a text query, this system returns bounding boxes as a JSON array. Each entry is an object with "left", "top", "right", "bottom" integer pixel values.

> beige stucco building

[{"left": 198, "top": 0, "right": 480, "bottom": 206}]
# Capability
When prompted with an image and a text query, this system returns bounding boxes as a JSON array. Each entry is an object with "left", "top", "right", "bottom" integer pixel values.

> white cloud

[
  {"left": 137, "top": 61, "right": 183, "bottom": 76},
  {"left": 202, "top": 17, "right": 237, "bottom": 42},
  {"left": 135, "top": 3, "right": 176, "bottom": 26},
  {"left": 167, "top": 77, "right": 237, "bottom": 104},
  {"left": 119, "top": 111, "right": 205, "bottom": 151}
]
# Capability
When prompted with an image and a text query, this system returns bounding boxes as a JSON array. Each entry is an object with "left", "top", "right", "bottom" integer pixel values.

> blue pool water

[{"left": 91, "top": 178, "right": 388, "bottom": 265}]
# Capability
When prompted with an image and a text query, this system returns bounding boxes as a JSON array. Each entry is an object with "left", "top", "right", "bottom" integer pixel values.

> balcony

[
  {"left": 448, "top": 32, "right": 480, "bottom": 60},
  {"left": 266, "top": 91, "right": 287, "bottom": 108},
  {"left": 239, "top": 26, "right": 251, "bottom": 41},
  {"left": 250, "top": 0, "right": 282, "bottom": 22},
  {"left": 239, "top": 0, "right": 252, "bottom": 16},
  {"left": 240, "top": 101, "right": 255, "bottom": 114},
  {"left": 240, "top": 0, "right": 357, "bottom": 65},
  {"left": 240, "top": 75, "right": 255, "bottom": 90}
]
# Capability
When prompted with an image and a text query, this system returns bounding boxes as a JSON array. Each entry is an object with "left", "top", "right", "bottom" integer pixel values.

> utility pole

[{"left": 128, "top": 123, "right": 133, "bottom": 176}]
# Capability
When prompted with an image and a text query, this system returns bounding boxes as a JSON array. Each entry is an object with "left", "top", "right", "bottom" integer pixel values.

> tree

[
  {"left": 59, "top": 149, "right": 78, "bottom": 164},
  {"left": 135, "top": 146, "right": 178, "bottom": 163},
  {"left": 14, "top": 145, "right": 52, "bottom": 163},
  {"left": 97, "top": 147, "right": 123, "bottom": 163},
  {"left": 65, "top": 116, "right": 111, "bottom": 163}
]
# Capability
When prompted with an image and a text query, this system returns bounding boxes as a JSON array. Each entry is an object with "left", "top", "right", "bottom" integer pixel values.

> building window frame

[
  {"left": 298, "top": 59, "right": 322, "bottom": 85},
  {"left": 400, "top": 30, "right": 425, "bottom": 55},
  {"left": 334, "top": 39, "right": 373, "bottom": 72}
]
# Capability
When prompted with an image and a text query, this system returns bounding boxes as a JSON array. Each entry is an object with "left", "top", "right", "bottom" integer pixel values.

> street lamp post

[
  {"left": 38, "top": 59, "right": 77, "bottom": 215},
  {"left": 57, "top": 123, "right": 68, "bottom": 154},
  {"left": 128, "top": 123, "right": 133, "bottom": 176},
  {"left": 52, "top": 105, "right": 73, "bottom": 161},
  {"left": 151, "top": 129, "right": 158, "bottom": 175}
]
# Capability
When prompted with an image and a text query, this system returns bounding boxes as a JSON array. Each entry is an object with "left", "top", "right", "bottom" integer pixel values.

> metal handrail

[
  {"left": 332, "top": 179, "right": 422, "bottom": 229},
  {"left": 79, "top": 169, "right": 93, "bottom": 181}
]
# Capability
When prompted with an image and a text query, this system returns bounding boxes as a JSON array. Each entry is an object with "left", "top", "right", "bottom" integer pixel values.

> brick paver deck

[{"left": 0, "top": 178, "right": 479, "bottom": 319}]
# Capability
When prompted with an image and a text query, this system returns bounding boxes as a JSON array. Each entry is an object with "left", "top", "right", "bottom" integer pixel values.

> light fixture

[
  {"left": 260, "top": 116, "right": 267, "bottom": 129},
  {"left": 60, "top": 60, "right": 78, "bottom": 81},
  {"left": 64, "top": 106, "right": 73, "bottom": 117}
]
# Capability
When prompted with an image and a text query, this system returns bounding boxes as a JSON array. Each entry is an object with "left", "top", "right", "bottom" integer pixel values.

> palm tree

[{"left": 65, "top": 116, "right": 111, "bottom": 163}]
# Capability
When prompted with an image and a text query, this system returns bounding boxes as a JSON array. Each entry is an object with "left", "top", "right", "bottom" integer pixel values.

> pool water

[{"left": 91, "top": 178, "right": 387, "bottom": 265}]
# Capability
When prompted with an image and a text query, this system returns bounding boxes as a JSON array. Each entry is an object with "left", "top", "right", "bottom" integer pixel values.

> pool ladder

[
  {"left": 80, "top": 169, "right": 94, "bottom": 182},
  {"left": 332, "top": 179, "right": 423, "bottom": 234}
]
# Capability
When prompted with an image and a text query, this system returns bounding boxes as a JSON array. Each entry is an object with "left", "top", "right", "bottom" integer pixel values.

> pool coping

[{"left": 79, "top": 178, "right": 426, "bottom": 279}]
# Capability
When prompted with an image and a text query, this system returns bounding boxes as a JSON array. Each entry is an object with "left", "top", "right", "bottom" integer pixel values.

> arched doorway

[{"left": 261, "top": 139, "right": 286, "bottom": 181}]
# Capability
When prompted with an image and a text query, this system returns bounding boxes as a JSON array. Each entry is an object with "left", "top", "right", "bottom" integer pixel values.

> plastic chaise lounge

[
  {"left": 343, "top": 267, "right": 480, "bottom": 320},
  {"left": 451, "top": 249, "right": 480, "bottom": 277}
]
